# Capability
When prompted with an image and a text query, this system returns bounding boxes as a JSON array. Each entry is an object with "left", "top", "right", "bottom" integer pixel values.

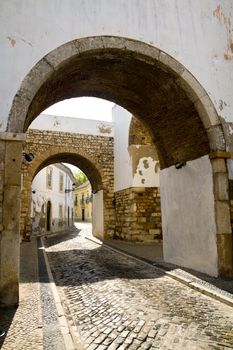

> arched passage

[
  {"left": 1, "top": 36, "right": 232, "bottom": 306},
  {"left": 8, "top": 36, "right": 224, "bottom": 169},
  {"left": 33, "top": 152, "right": 103, "bottom": 194},
  {"left": 21, "top": 142, "right": 110, "bottom": 242}
]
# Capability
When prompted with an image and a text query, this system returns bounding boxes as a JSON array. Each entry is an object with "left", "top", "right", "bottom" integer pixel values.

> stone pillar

[
  {"left": 92, "top": 190, "right": 104, "bottom": 239},
  {"left": 103, "top": 188, "right": 115, "bottom": 239},
  {"left": 0, "top": 132, "right": 25, "bottom": 306},
  {"left": 210, "top": 151, "right": 233, "bottom": 277},
  {"left": 20, "top": 175, "right": 32, "bottom": 242}
]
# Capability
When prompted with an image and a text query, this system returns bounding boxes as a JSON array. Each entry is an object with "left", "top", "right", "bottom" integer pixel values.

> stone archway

[
  {"left": 21, "top": 128, "right": 114, "bottom": 242},
  {"left": 1, "top": 36, "right": 232, "bottom": 306},
  {"left": 8, "top": 36, "right": 223, "bottom": 166}
]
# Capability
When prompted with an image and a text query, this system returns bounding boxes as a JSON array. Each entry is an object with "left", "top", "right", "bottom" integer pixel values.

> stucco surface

[
  {"left": 160, "top": 155, "right": 218, "bottom": 276},
  {"left": 113, "top": 105, "right": 132, "bottom": 191},
  {"left": 0, "top": 0, "right": 232, "bottom": 132},
  {"left": 92, "top": 190, "right": 104, "bottom": 239}
]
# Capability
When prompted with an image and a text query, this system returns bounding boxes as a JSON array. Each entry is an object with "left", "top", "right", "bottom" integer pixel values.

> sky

[{"left": 43, "top": 97, "right": 115, "bottom": 122}]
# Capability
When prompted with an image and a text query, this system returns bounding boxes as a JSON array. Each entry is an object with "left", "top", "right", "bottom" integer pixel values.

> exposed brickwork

[
  {"left": 21, "top": 129, "right": 114, "bottom": 239},
  {"left": 129, "top": 116, "right": 154, "bottom": 146},
  {"left": 114, "top": 187, "right": 162, "bottom": 242}
]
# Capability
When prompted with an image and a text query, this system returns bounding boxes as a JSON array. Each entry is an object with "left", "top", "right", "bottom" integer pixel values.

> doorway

[
  {"left": 46, "top": 201, "right": 52, "bottom": 231},
  {"left": 82, "top": 208, "right": 85, "bottom": 222}
]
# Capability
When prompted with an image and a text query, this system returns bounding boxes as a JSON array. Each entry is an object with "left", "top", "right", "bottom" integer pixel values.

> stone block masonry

[
  {"left": 129, "top": 116, "right": 154, "bottom": 146},
  {"left": 114, "top": 187, "right": 162, "bottom": 242},
  {"left": 228, "top": 180, "right": 233, "bottom": 236},
  {"left": 21, "top": 129, "right": 114, "bottom": 240}
]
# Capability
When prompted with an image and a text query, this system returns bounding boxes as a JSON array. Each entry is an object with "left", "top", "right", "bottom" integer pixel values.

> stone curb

[
  {"left": 40, "top": 238, "right": 76, "bottom": 350},
  {"left": 85, "top": 235, "right": 233, "bottom": 308},
  {"left": 166, "top": 271, "right": 233, "bottom": 308}
]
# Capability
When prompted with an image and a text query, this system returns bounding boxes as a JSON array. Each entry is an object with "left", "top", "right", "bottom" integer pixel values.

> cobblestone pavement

[
  {"left": 0, "top": 238, "right": 65, "bottom": 350},
  {"left": 44, "top": 230, "right": 233, "bottom": 350},
  {"left": 0, "top": 239, "right": 43, "bottom": 350}
]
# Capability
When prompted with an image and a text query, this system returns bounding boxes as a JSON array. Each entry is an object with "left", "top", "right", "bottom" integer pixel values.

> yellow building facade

[{"left": 74, "top": 181, "right": 92, "bottom": 222}]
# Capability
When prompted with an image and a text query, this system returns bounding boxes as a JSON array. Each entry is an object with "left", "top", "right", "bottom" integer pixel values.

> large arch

[
  {"left": 1, "top": 36, "right": 232, "bottom": 306},
  {"left": 8, "top": 36, "right": 224, "bottom": 169}
]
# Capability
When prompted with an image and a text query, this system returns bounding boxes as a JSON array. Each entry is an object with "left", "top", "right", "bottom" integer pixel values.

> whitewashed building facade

[{"left": 31, "top": 163, "right": 76, "bottom": 234}]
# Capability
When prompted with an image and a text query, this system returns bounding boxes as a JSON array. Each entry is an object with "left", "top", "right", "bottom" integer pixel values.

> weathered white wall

[
  {"left": 92, "top": 190, "right": 104, "bottom": 239},
  {"left": 0, "top": 0, "right": 232, "bottom": 132},
  {"left": 160, "top": 155, "right": 218, "bottom": 276},
  {"left": 30, "top": 114, "right": 114, "bottom": 137},
  {"left": 113, "top": 105, "right": 132, "bottom": 191}
]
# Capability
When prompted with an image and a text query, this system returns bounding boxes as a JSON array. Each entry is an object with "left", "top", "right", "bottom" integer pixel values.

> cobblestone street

[{"left": 44, "top": 230, "right": 233, "bottom": 350}]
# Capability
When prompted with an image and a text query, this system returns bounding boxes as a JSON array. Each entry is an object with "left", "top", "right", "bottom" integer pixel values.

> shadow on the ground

[
  {"left": 103, "top": 240, "right": 233, "bottom": 294},
  {"left": 47, "top": 245, "right": 166, "bottom": 286},
  {"left": 43, "top": 227, "right": 233, "bottom": 296},
  {"left": 0, "top": 306, "right": 17, "bottom": 347},
  {"left": 36, "top": 227, "right": 82, "bottom": 249}
]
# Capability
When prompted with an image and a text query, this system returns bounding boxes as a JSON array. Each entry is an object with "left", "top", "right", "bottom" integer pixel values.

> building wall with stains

[
  {"left": 160, "top": 155, "right": 218, "bottom": 276},
  {"left": 0, "top": 1, "right": 232, "bottom": 133}
]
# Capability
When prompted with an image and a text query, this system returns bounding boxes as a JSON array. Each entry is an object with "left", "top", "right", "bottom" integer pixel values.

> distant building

[
  {"left": 31, "top": 163, "right": 76, "bottom": 234},
  {"left": 74, "top": 181, "right": 92, "bottom": 222}
]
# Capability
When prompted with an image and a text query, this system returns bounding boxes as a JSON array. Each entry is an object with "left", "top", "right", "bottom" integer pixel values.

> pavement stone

[
  {"left": 0, "top": 237, "right": 66, "bottom": 350},
  {"left": 43, "top": 229, "right": 233, "bottom": 350},
  {"left": 0, "top": 238, "right": 43, "bottom": 350}
]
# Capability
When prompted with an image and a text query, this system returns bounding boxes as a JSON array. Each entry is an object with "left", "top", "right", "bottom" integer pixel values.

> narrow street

[{"left": 44, "top": 227, "right": 233, "bottom": 350}]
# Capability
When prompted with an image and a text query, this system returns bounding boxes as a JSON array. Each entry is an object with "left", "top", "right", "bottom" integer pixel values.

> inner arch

[{"left": 32, "top": 153, "right": 103, "bottom": 194}]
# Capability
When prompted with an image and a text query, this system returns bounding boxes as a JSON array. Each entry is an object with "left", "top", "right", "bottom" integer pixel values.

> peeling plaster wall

[
  {"left": 0, "top": 0, "right": 233, "bottom": 132},
  {"left": 92, "top": 190, "right": 104, "bottom": 239},
  {"left": 132, "top": 156, "right": 160, "bottom": 187},
  {"left": 113, "top": 107, "right": 160, "bottom": 190},
  {"left": 129, "top": 145, "right": 160, "bottom": 187},
  {"left": 30, "top": 114, "right": 114, "bottom": 137},
  {"left": 160, "top": 155, "right": 218, "bottom": 276}
]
